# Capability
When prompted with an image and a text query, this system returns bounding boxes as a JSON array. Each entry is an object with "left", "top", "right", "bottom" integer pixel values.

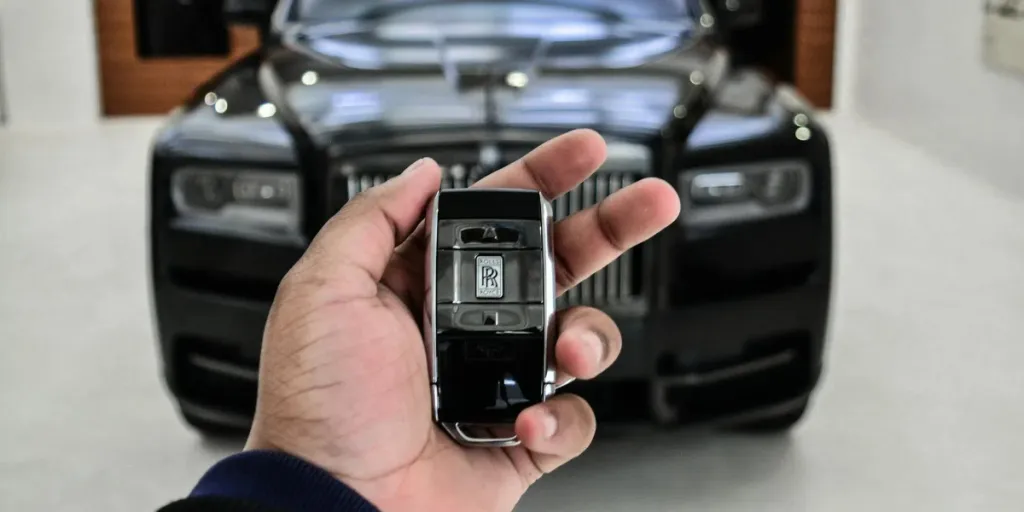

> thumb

[{"left": 300, "top": 158, "right": 442, "bottom": 285}]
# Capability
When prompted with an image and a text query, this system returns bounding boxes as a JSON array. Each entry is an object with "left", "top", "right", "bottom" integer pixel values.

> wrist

[{"left": 191, "top": 450, "right": 380, "bottom": 511}]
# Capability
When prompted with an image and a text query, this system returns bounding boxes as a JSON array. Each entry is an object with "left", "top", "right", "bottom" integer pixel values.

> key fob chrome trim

[{"left": 425, "top": 189, "right": 557, "bottom": 448}]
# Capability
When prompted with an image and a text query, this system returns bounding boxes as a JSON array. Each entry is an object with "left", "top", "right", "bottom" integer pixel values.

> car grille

[{"left": 337, "top": 166, "right": 646, "bottom": 309}]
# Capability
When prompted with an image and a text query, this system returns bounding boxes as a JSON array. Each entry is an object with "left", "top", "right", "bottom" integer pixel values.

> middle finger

[{"left": 553, "top": 177, "right": 681, "bottom": 295}]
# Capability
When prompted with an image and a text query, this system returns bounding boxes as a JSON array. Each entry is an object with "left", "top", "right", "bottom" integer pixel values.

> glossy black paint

[
  {"left": 149, "top": 2, "right": 833, "bottom": 432},
  {"left": 437, "top": 189, "right": 543, "bottom": 220},
  {"left": 436, "top": 333, "right": 546, "bottom": 423},
  {"left": 432, "top": 189, "right": 551, "bottom": 428}
]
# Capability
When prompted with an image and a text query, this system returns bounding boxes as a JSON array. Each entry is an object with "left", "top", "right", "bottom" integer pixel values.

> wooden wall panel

[
  {"left": 794, "top": 0, "right": 837, "bottom": 108},
  {"left": 93, "top": 0, "right": 260, "bottom": 116}
]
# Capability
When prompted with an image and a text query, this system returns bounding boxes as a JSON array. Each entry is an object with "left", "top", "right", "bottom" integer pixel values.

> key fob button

[
  {"left": 435, "top": 304, "right": 546, "bottom": 331},
  {"left": 435, "top": 219, "right": 544, "bottom": 249}
]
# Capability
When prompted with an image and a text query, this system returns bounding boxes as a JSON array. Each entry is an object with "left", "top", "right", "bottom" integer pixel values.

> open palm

[{"left": 244, "top": 130, "right": 681, "bottom": 511}]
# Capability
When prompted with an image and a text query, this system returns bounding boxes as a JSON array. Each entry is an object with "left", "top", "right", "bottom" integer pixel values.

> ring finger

[{"left": 553, "top": 306, "right": 622, "bottom": 386}]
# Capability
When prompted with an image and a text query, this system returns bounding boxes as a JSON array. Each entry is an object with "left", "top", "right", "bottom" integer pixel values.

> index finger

[{"left": 387, "top": 129, "right": 609, "bottom": 285}]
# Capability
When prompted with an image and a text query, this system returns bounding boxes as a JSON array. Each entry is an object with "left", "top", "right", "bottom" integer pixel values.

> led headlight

[
  {"left": 171, "top": 168, "right": 302, "bottom": 241},
  {"left": 680, "top": 160, "right": 811, "bottom": 228}
]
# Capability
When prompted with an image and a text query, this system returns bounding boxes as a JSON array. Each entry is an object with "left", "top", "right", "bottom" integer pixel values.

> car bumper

[{"left": 154, "top": 260, "right": 828, "bottom": 426}]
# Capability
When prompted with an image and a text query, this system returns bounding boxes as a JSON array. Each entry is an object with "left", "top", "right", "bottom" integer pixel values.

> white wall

[
  {"left": 846, "top": 0, "right": 1024, "bottom": 197},
  {"left": 0, "top": 0, "right": 101, "bottom": 129}
]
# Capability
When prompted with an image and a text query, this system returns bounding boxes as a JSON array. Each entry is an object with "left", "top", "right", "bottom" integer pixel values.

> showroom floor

[{"left": 1, "top": 115, "right": 1022, "bottom": 511}]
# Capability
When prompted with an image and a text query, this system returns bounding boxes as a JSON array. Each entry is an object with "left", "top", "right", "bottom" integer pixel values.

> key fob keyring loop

[{"left": 425, "top": 189, "right": 558, "bottom": 448}]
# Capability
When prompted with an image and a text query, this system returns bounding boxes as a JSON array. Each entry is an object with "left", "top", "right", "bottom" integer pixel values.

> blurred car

[{"left": 148, "top": 0, "right": 833, "bottom": 435}]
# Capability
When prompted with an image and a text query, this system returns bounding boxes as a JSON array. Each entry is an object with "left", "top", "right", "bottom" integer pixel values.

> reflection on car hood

[
  {"left": 266, "top": 28, "right": 715, "bottom": 142},
  {"left": 282, "top": 71, "right": 684, "bottom": 138},
  {"left": 155, "top": 37, "right": 780, "bottom": 163}
]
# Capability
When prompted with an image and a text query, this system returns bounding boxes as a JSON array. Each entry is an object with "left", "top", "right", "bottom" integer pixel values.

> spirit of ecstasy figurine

[{"left": 425, "top": 189, "right": 557, "bottom": 447}]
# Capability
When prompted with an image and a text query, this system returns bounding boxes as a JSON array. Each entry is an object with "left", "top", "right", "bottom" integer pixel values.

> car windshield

[{"left": 287, "top": 0, "right": 700, "bottom": 35}]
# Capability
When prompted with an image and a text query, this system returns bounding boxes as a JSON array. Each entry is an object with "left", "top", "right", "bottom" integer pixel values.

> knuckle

[
  {"left": 521, "top": 157, "right": 554, "bottom": 198},
  {"left": 275, "top": 267, "right": 306, "bottom": 299},
  {"left": 595, "top": 201, "right": 628, "bottom": 252},
  {"left": 556, "top": 305, "right": 585, "bottom": 326},
  {"left": 561, "top": 306, "right": 618, "bottom": 337},
  {"left": 565, "top": 304, "right": 599, "bottom": 319},
  {"left": 602, "top": 314, "right": 623, "bottom": 346},
  {"left": 553, "top": 252, "right": 579, "bottom": 289},
  {"left": 332, "top": 187, "right": 383, "bottom": 226},
  {"left": 563, "top": 396, "right": 596, "bottom": 448},
  {"left": 559, "top": 307, "right": 621, "bottom": 370}
]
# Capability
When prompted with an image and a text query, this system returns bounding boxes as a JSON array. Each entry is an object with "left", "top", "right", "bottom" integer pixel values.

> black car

[{"left": 149, "top": 0, "right": 833, "bottom": 436}]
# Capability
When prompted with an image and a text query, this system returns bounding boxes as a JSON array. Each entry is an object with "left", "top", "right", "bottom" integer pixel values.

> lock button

[
  {"left": 460, "top": 226, "right": 522, "bottom": 245},
  {"left": 435, "top": 219, "right": 544, "bottom": 250}
]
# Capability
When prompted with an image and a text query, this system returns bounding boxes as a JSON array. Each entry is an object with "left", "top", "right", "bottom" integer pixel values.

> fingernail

[
  {"left": 579, "top": 330, "right": 605, "bottom": 366},
  {"left": 541, "top": 410, "right": 558, "bottom": 439}
]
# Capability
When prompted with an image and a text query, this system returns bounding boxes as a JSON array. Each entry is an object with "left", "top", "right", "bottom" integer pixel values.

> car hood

[
  {"left": 154, "top": 36, "right": 761, "bottom": 164},
  {"left": 262, "top": 25, "right": 721, "bottom": 145}
]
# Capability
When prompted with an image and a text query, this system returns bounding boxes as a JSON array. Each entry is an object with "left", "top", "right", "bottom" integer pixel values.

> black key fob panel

[{"left": 425, "top": 189, "right": 557, "bottom": 447}]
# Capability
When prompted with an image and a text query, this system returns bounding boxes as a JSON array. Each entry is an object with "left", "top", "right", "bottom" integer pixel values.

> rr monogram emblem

[{"left": 475, "top": 255, "right": 504, "bottom": 299}]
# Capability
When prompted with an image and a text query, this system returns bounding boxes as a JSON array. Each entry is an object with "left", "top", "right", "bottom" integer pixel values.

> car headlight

[
  {"left": 679, "top": 160, "right": 811, "bottom": 228},
  {"left": 170, "top": 167, "right": 302, "bottom": 241}
]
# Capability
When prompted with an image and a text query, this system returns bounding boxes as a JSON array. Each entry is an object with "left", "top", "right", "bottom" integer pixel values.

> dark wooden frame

[
  {"left": 794, "top": 0, "right": 837, "bottom": 108},
  {"left": 93, "top": 0, "right": 260, "bottom": 116}
]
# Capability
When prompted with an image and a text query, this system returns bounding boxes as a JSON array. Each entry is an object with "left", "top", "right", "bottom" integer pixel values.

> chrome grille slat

[
  {"left": 347, "top": 178, "right": 358, "bottom": 202},
  {"left": 556, "top": 195, "right": 568, "bottom": 221},
  {"left": 451, "top": 164, "right": 468, "bottom": 189},
  {"left": 341, "top": 161, "right": 645, "bottom": 309}
]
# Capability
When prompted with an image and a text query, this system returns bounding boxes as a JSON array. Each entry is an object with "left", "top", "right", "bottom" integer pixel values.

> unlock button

[
  {"left": 482, "top": 311, "right": 499, "bottom": 326},
  {"left": 435, "top": 304, "right": 546, "bottom": 331}
]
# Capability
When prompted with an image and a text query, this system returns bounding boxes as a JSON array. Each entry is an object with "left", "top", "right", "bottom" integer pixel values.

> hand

[{"left": 244, "top": 130, "right": 681, "bottom": 511}]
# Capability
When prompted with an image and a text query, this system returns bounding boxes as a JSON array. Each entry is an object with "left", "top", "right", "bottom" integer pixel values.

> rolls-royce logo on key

[{"left": 476, "top": 255, "right": 504, "bottom": 299}]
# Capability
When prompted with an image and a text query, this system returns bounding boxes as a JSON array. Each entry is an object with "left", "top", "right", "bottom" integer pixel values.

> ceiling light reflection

[
  {"left": 506, "top": 71, "right": 529, "bottom": 88},
  {"left": 301, "top": 71, "right": 319, "bottom": 86},
  {"left": 257, "top": 103, "right": 277, "bottom": 118}
]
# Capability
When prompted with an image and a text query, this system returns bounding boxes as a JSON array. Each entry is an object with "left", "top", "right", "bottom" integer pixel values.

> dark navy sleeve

[{"left": 159, "top": 450, "right": 380, "bottom": 512}]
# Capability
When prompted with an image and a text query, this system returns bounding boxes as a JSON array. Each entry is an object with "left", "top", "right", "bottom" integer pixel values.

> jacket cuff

[{"left": 190, "top": 450, "right": 379, "bottom": 512}]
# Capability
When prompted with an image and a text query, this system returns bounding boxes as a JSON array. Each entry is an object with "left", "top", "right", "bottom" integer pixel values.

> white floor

[{"left": 1, "top": 115, "right": 1023, "bottom": 511}]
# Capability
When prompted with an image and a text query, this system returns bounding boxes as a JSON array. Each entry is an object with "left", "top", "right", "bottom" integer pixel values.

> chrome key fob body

[{"left": 425, "top": 189, "right": 557, "bottom": 447}]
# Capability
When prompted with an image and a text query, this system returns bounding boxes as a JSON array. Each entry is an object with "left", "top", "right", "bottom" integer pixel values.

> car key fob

[{"left": 425, "top": 189, "right": 557, "bottom": 447}]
